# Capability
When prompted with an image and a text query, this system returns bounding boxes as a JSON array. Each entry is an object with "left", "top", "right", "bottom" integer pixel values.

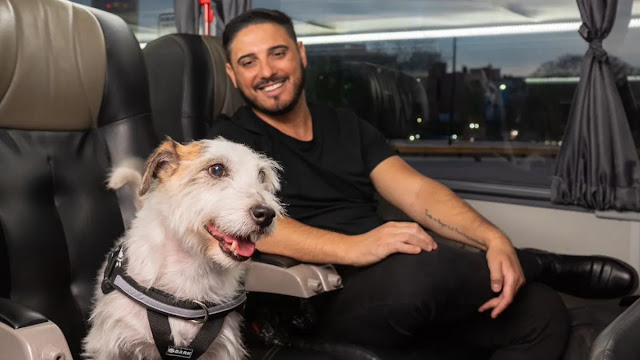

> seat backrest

[
  {"left": 143, "top": 34, "right": 244, "bottom": 142},
  {"left": 0, "top": 0, "right": 157, "bottom": 356}
]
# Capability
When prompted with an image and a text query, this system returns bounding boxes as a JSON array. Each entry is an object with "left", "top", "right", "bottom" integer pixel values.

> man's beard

[{"left": 239, "top": 63, "right": 306, "bottom": 117}]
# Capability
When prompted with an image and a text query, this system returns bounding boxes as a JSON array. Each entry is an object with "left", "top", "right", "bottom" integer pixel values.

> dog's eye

[
  {"left": 258, "top": 170, "right": 266, "bottom": 183},
  {"left": 208, "top": 164, "right": 226, "bottom": 177}
]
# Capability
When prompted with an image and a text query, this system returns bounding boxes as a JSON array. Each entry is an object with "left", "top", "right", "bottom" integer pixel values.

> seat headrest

[
  {"left": 143, "top": 34, "right": 244, "bottom": 142},
  {"left": 0, "top": 0, "right": 106, "bottom": 131},
  {"left": 200, "top": 36, "right": 245, "bottom": 120}
]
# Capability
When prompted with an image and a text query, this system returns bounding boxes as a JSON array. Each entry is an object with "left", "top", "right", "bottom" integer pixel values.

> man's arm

[
  {"left": 256, "top": 217, "right": 350, "bottom": 264},
  {"left": 371, "top": 156, "right": 498, "bottom": 250},
  {"left": 257, "top": 216, "right": 437, "bottom": 267},
  {"left": 370, "top": 155, "right": 525, "bottom": 318}
]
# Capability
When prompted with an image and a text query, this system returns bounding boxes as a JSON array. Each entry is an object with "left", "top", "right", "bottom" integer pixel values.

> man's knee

[
  {"left": 319, "top": 252, "right": 456, "bottom": 345},
  {"left": 509, "top": 283, "right": 570, "bottom": 356}
]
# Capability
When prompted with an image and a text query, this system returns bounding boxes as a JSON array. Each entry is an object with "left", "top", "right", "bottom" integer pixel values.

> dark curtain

[
  {"left": 174, "top": 0, "right": 200, "bottom": 34},
  {"left": 214, "top": 0, "right": 253, "bottom": 36},
  {"left": 551, "top": 0, "right": 640, "bottom": 211}
]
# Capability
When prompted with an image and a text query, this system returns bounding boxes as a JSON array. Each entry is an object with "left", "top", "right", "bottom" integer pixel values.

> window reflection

[
  {"left": 68, "top": 0, "right": 640, "bottom": 187},
  {"left": 304, "top": 32, "right": 594, "bottom": 145}
]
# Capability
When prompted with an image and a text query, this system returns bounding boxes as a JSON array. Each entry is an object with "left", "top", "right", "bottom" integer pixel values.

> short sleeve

[{"left": 356, "top": 115, "right": 396, "bottom": 172}]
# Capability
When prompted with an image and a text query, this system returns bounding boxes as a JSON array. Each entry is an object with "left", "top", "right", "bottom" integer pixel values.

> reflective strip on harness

[{"left": 112, "top": 275, "right": 247, "bottom": 320}]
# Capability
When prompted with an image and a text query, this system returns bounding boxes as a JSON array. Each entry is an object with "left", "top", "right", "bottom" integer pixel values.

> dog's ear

[
  {"left": 263, "top": 158, "right": 282, "bottom": 193},
  {"left": 139, "top": 138, "right": 180, "bottom": 196}
]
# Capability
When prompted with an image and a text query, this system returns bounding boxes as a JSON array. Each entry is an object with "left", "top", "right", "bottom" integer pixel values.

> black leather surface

[
  {"left": 0, "top": 297, "right": 48, "bottom": 329},
  {"left": 564, "top": 305, "right": 626, "bottom": 360},
  {"left": 590, "top": 299, "right": 640, "bottom": 360},
  {"left": 88, "top": 8, "right": 153, "bottom": 130},
  {"left": 0, "top": 3, "right": 156, "bottom": 359},
  {"left": 0, "top": 130, "right": 126, "bottom": 356},
  {"left": 143, "top": 34, "right": 215, "bottom": 142},
  {"left": 252, "top": 252, "right": 301, "bottom": 269}
]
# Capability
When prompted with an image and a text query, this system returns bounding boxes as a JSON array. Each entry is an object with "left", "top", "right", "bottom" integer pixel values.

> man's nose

[{"left": 259, "top": 60, "right": 276, "bottom": 79}]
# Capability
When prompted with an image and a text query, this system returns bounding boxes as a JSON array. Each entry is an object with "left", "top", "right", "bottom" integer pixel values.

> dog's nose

[{"left": 251, "top": 205, "right": 276, "bottom": 228}]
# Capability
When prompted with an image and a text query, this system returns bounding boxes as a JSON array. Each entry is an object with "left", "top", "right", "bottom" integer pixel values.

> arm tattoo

[{"left": 424, "top": 209, "right": 480, "bottom": 244}]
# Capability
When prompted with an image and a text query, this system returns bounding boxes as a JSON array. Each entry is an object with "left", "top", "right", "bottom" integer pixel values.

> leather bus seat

[{"left": 0, "top": 0, "right": 157, "bottom": 358}]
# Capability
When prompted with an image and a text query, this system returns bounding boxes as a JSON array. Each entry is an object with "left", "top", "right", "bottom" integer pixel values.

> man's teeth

[{"left": 262, "top": 82, "right": 284, "bottom": 92}]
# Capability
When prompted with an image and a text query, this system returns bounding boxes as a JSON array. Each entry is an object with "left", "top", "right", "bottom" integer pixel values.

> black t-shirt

[{"left": 208, "top": 103, "right": 395, "bottom": 235}]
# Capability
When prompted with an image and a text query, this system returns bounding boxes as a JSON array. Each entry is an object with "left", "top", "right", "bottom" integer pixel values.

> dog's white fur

[{"left": 84, "top": 137, "right": 282, "bottom": 360}]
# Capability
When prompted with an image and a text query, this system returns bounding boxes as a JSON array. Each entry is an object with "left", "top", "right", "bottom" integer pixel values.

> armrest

[
  {"left": 246, "top": 253, "right": 343, "bottom": 298},
  {"left": 0, "top": 298, "right": 72, "bottom": 360},
  {"left": 0, "top": 298, "right": 48, "bottom": 329},
  {"left": 252, "top": 252, "right": 302, "bottom": 268},
  {"left": 590, "top": 298, "right": 640, "bottom": 360}
]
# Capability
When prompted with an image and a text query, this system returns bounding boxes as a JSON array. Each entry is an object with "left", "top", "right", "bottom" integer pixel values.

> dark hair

[{"left": 222, "top": 8, "right": 297, "bottom": 61}]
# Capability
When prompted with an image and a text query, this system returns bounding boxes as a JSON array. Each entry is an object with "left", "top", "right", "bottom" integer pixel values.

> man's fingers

[
  {"left": 479, "top": 244, "right": 525, "bottom": 318},
  {"left": 393, "top": 242, "right": 422, "bottom": 255},
  {"left": 381, "top": 222, "right": 437, "bottom": 253},
  {"left": 490, "top": 293, "right": 514, "bottom": 318},
  {"left": 488, "top": 263, "right": 520, "bottom": 318},
  {"left": 411, "top": 234, "right": 436, "bottom": 252},
  {"left": 503, "top": 264, "right": 519, "bottom": 296},
  {"left": 479, "top": 294, "right": 513, "bottom": 319},
  {"left": 397, "top": 223, "right": 437, "bottom": 251},
  {"left": 478, "top": 297, "right": 501, "bottom": 313},
  {"left": 487, "top": 258, "right": 504, "bottom": 293}
]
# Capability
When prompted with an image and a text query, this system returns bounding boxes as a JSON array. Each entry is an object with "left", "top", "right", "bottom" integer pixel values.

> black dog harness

[{"left": 102, "top": 245, "right": 246, "bottom": 359}]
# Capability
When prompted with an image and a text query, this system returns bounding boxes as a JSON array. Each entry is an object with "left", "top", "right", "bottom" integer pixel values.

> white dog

[{"left": 84, "top": 138, "right": 282, "bottom": 360}]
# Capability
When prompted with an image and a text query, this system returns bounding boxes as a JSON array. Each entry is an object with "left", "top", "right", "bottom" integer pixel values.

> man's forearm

[
  {"left": 406, "top": 178, "right": 509, "bottom": 250},
  {"left": 256, "top": 216, "right": 353, "bottom": 264}
]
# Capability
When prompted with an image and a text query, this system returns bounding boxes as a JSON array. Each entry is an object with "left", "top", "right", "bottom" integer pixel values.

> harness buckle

[
  {"left": 189, "top": 300, "right": 209, "bottom": 324},
  {"left": 101, "top": 245, "right": 123, "bottom": 294}
]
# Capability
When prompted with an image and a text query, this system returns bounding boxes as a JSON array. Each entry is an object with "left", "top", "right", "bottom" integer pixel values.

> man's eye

[
  {"left": 241, "top": 60, "right": 255, "bottom": 67},
  {"left": 208, "top": 164, "right": 226, "bottom": 177}
]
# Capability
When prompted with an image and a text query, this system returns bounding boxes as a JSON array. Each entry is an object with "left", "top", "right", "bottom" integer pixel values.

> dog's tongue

[
  {"left": 229, "top": 236, "right": 255, "bottom": 257},
  {"left": 206, "top": 222, "right": 255, "bottom": 257}
]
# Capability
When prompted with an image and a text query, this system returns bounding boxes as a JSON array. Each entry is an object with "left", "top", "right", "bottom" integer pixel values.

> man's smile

[{"left": 259, "top": 81, "right": 285, "bottom": 93}]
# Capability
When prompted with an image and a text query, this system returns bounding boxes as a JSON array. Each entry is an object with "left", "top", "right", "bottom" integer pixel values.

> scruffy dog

[{"left": 84, "top": 138, "right": 282, "bottom": 360}]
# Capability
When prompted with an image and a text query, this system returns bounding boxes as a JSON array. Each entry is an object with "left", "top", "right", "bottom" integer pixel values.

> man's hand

[
  {"left": 348, "top": 221, "right": 437, "bottom": 267},
  {"left": 478, "top": 240, "right": 525, "bottom": 318}
]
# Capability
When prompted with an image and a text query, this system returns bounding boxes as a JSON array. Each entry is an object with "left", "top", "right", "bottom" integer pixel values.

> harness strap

[
  {"left": 102, "top": 245, "right": 246, "bottom": 321},
  {"left": 100, "top": 245, "right": 246, "bottom": 360},
  {"left": 148, "top": 309, "right": 226, "bottom": 360}
]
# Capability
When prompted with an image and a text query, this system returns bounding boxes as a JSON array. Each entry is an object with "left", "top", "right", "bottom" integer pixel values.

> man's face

[{"left": 225, "top": 23, "right": 307, "bottom": 117}]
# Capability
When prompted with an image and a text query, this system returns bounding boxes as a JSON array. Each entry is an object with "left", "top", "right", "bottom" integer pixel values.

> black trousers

[{"left": 316, "top": 243, "right": 570, "bottom": 360}]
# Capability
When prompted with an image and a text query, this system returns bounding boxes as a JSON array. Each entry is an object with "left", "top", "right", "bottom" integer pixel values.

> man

[{"left": 209, "top": 9, "right": 637, "bottom": 359}]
